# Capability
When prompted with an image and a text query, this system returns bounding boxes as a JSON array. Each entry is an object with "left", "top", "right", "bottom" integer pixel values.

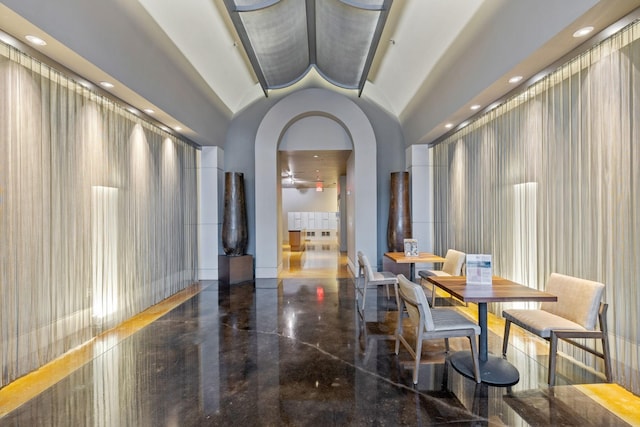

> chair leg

[
  {"left": 599, "top": 305, "right": 613, "bottom": 382},
  {"left": 444, "top": 337, "right": 450, "bottom": 353},
  {"left": 602, "top": 333, "right": 612, "bottom": 382},
  {"left": 361, "top": 286, "right": 367, "bottom": 311},
  {"left": 395, "top": 299, "right": 404, "bottom": 355},
  {"left": 413, "top": 336, "right": 423, "bottom": 384},
  {"left": 430, "top": 283, "right": 437, "bottom": 307},
  {"left": 502, "top": 320, "right": 512, "bottom": 357},
  {"left": 385, "top": 284, "right": 390, "bottom": 300},
  {"left": 548, "top": 332, "right": 559, "bottom": 386},
  {"left": 468, "top": 334, "right": 481, "bottom": 383}
]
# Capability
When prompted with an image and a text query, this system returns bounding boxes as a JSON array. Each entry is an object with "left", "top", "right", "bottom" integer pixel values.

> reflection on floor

[{"left": 1, "top": 245, "right": 639, "bottom": 426}]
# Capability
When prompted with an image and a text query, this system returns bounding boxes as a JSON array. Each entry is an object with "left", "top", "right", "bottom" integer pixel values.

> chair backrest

[
  {"left": 540, "top": 273, "right": 605, "bottom": 330},
  {"left": 361, "top": 254, "right": 374, "bottom": 281},
  {"left": 397, "top": 274, "right": 435, "bottom": 331},
  {"left": 442, "top": 249, "right": 466, "bottom": 275}
]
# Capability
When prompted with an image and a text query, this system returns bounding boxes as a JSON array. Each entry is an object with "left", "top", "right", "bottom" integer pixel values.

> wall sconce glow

[
  {"left": 99, "top": 81, "right": 114, "bottom": 89},
  {"left": 509, "top": 75, "right": 523, "bottom": 84},
  {"left": 92, "top": 186, "right": 119, "bottom": 321},
  {"left": 573, "top": 26, "right": 594, "bottom": 38},
  {"left": 470, "top": 104, "right": 481, "bottom": 110},
  {"left": 25, "top": 35, "right": 47, "bottom": 46}
]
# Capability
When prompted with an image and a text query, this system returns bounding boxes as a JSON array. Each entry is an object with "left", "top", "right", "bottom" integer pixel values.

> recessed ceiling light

[
  {"left": 144, "top": 108, "right": 154, "bottom": 114},
  {"left": 445, "top": 123, "right": 454, "bottom": 129},
  {"left": 573, "top": 26, "right": 594, "bottom": 38},
  {"left": 25, "top": 35, "right": 46, "bottom": 46},
  {"left": 313, "top": 155, "right": 319, "bottom": 158},
  {"left": 509, "top": 75, "right": 523, "bottom": 84},
  {"left": 99, "top": 81, "right": 114, "bottom": 89},
  {"left": 470, "top": 104, "right": 481, "bottom": 110},
  {"left": 174, "top": 126, "right": 182, "bottom": 131}
]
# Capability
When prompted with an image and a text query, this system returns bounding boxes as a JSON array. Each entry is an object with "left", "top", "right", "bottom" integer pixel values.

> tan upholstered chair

[
  {"left": 360, "top": 254, "right": 397, "bottom": 311},
  {"left": 395, "top": 274, "right": 481, "bottom": 384},
  {"left": 502, "top": 273, "right": 612, "bottom": 385},
  {"left": 418, "top": 249, "right": 466, "bottom": 306}
]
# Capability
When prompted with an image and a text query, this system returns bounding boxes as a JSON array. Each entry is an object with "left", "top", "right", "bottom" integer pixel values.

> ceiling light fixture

[
  {"left": 445, "top": 123, "right": 453, "bottom": 129},
  {"left": 573, "top": 26, "right": 594, "bottom": 38},
  {"left": 470, "top": 104, "right": 481, "bottom": 110},
  {"left": 25, "top": 35, "right": 46, "bottom": 46},
  {"left": 509, "top": 75, "right": 523, "bottom": 84},
  {"left": 144, "top": 108, "right": 155, "bottom": 114},
  {"left": 99, "top": 81, "right": 114, "bottom": 89},
  {"left": 174, "top": 126, "right": 182, "bottom": 131}
]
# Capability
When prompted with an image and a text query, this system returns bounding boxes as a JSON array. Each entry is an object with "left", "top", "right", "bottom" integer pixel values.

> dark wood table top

[
  {"left": 384, "top": 252, "right": 446, "bottom": 264},
  {"left": 425, "top": 276, "right": 557, "bottom": 304}
]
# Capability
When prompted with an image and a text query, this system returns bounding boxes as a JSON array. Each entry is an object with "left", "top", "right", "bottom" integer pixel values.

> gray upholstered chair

[
  {"left": 360, "top": 254, "right": 397, "bottom": 311},
  {"left": 395, "top": 274, "right": 481, "bottom": 384},
  {"left": 502, "top": 272, "right": 612, "bottom": 386},
  {"left": 418, "top": 249, "right": 466, "bottom": 306}
]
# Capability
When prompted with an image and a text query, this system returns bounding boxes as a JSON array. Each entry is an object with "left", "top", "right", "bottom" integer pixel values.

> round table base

[{"left": 449, "top": 352, "right": 520, "bottom": 386}]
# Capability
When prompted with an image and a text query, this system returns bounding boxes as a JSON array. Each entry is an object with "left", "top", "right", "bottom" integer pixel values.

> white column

[
  {"left": 406, "top": 145, "right": 435, "bottom": 273},
  {"left": 198, "top": 147, "right": 224, "bottom": 280}
]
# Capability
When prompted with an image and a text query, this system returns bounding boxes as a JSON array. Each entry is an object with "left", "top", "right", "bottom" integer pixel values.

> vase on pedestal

[
  {"left": 222, "top": 172, "right": 248, "bottom": 256},
  {"left": 387, "top": 171, "right": 411, "bottom": 252}
]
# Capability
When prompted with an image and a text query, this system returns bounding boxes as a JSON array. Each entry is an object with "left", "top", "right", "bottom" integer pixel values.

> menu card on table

[
  {"left": 403, "top": 239, "right": 419, "bottom": 257},
  {"left": 466, "top": 254, "right": 492, "bottom": 285}
]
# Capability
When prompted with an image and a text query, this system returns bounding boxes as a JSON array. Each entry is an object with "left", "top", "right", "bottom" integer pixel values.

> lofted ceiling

[{"left": 1, "top": 0, "right": 640, "bottom": 189}]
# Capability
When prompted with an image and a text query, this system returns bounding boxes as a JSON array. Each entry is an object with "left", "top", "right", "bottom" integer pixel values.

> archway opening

[{"left": 254, "top": 88, "right": 377, "bottom": 279}]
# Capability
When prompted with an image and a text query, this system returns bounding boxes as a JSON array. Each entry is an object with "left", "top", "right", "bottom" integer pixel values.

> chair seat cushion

[
  {"left": 503, "top": 309, "right": 586, "bottom": 338},
  {"left": 429, "top": 309, "right": 480, "bottom": 334},
  {"left": 370, "top": 270, "right": 397, "bottom": 284}
]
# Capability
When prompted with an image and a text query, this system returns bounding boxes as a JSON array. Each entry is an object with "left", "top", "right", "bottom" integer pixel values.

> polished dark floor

[{"left": 1, "top": 270, "right": 633, "bottom": 426}]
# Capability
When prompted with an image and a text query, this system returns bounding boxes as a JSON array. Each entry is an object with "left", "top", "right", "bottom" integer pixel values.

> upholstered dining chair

[
  {"left": 502, "top": 272, "right": 612, "bottom": 386},
  {"left": 395, "top": 274, "right": 481, "bottom": 384},
  {"left": 418, "top": 249, "right": 466, "bottom": 306},
  {"left": 360, "top": 254, "right": 397, "bottom": 311}
]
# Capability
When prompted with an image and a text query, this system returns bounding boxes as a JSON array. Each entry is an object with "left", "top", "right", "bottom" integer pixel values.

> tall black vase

[
  {"left": 387, "top": 171, "right": 412, "bottom": 252},
  {"left": 222, "top": 172, "right": 248, "bottom": 256}
]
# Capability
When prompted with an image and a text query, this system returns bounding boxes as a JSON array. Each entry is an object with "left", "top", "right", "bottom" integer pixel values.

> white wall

[
  {"left": 198, "top": 146, "right": 224, "bottom": 280},
  {"left": 280, "top": 116, "right": 352, "bottom": 150}
]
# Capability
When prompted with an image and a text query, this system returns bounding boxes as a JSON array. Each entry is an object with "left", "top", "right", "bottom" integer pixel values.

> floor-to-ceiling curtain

[
  {"left": 433, "top": 20, "right": 640, "bottom": 394},
  {"left": 0, "top": 42, "right": 199, "bottom": 388}
]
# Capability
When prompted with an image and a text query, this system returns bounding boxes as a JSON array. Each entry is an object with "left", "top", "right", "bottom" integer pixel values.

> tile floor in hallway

[{"left": 1, "top": 244, "right": 639, "bottom": 426}]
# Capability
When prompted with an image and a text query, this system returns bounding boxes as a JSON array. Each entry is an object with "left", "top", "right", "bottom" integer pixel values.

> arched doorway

[{"left": 254, "top": 88, "right": 377, "bottom": 278}]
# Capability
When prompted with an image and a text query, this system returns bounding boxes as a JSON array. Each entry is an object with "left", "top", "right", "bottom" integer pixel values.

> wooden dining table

[
  {"left": 384, "top": 252, "right": 446, "bottom": 281},
  {"left": 425, "top": 275, "right": 557, "bottom": 386}
]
